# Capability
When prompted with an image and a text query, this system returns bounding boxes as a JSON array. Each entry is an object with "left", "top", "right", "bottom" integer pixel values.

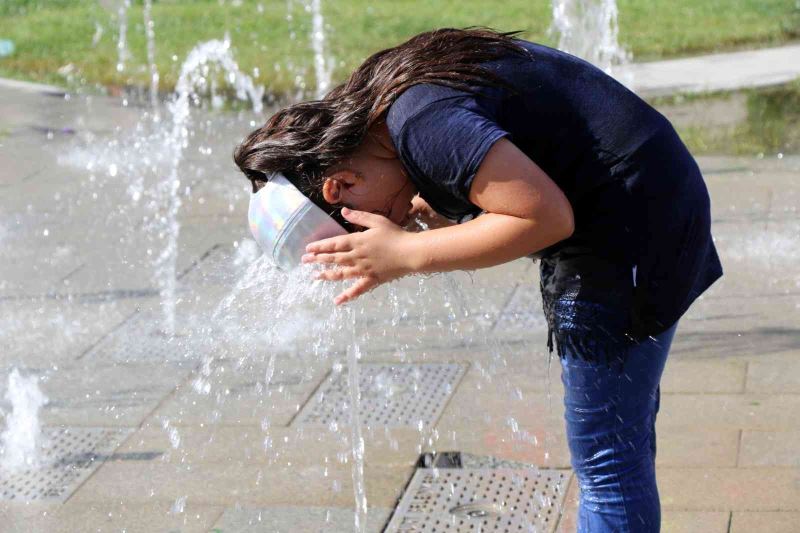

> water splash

[
  {"left": 346, "top": 311, "right": 367, "bottom": 533},
  {"left": 157, "top": 38, "right": 264, "bottom": 334},
  {"left": 308, "top": 0, "right": 333, "bottom": 99},
  {"left": 143, "top": 0, "right": 160, "bottom": 108},
  {"left": 0, "top": 369, "right": 48, "bottom": 472},
  {"left": 550, "top": 0, "right": 630, "bottom": 73},
  {"left": 116, "top": 0, "right": 131, "bottom": 73}
]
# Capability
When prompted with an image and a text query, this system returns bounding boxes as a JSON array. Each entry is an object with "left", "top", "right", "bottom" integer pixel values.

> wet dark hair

[{"left": 233, "top": 27, "right": 530, "bottom": 228}]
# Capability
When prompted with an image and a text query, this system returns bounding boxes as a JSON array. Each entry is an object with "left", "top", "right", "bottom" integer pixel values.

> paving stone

[
  {"left": 0, "top": 299, "right": 139, "bottom": 367},
  {"left": 151, "top": 357, "right": 327, "bottom": 427},
  {"left": 661, "top": 511, "right": 730, "bottom": 533},
  {"left": 660, "top": 360, "right": 746, "bottom": 393},
  {"left": 211, "top": 505, "right": 392, "bottom": 533},
  {"left": 29, "top": 360, "right": 193, "bottom": 427},
  {"left": 730, "top": 511, "right": 800, "bottom": 533},
  {"left": 739, "top": 430, "right": 800, "bottom": 467},
  {"left": 554, "top": 473, "right": 578, "bottom": 533},
  {"left": 656, "top": 429, "right": 739, "bottom": 468},
  {"left": 659, "top": 468, "right": 800, "bottom": 511},
  {"left": 0, "top": 501, "right": 223, "bottom": 533},
  {"left": 118, "top": 424, "right": 424, "bottom": 469},
  {"left": 68, "top": 461, "right": 414, "bottom": 508},
  {"left": 658, "top": 394, "right": 800, "bottom": 431},
  {"left": 554, "top": 475, "right": 730, "bottom": 532},
  {"left": 746, "top": 357, "right": 800, "bottom": 393}
]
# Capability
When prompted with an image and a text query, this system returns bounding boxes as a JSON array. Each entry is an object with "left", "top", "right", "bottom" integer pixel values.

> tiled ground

[{"left": 1, "top": 82, "right": 798, "bottom": 533}]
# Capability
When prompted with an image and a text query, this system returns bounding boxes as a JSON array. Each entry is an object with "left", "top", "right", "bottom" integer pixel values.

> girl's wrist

[{"left": 401, "top": 231, "right": 428, "bottom": 274}]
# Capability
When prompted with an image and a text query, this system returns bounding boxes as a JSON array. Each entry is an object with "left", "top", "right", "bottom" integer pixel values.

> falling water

[
  {"left": 346, "top": 313, "right": 368, "bottom": 533},
  {"left": 550, "top": 0, "right": 629, "bottom": 73},
  {"left": 116, "top": 0, "right": 131, "bottom": 72},
  {"left": 143, "top": 0, "right": 160, "bottom": 109},
  {"left": 157, "top": 38, "right": 264, "bottom": 335},
  {"left": 308, "top": 0, "right": 333, "bottom": 99},
  {"left": 0, "top": 369, "right": 48, "bottom": 472}
]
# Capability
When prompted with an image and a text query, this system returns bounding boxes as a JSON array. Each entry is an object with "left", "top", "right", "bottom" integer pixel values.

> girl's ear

[
  {"left": 322, "top": 170, "right": 359, "bottom": 204},
  {"left": 322, "top": 177, "right": 342, "bottom": 204}
]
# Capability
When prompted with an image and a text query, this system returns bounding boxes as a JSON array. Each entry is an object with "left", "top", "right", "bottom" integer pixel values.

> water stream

[
  {"left": 550, "top": 0, "right": 629, "bottom": 73},
  {"left": 0, "top": 369, "right": 48, "bottom": 472},
  {"left": 143, "top": 0, "right": 160, "bottom": 109}
]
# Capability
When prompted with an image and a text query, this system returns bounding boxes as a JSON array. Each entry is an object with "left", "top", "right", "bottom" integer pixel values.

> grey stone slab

[
  {"left": 152, "top": 356, "right": 327, "bottom": 427},
  {"left": 0, "top": 299, "right": 139, "bottom": 367},
  {"left": 658, "top": 394, "right": 800, "bottom": 431},
  {"left": 659, "top": 468, "right": 800, "bottom": 511},
  {"left": 68, "top": 461, "right": 414, "bottom": 508},
  {"left": 21, "top": 359, "right": 193, "bottom": 427},
  {"left": 739, "top": 430, "right": 800, "bottom": 467},
  {"left": 619, "top": 44, "right": 800, "bottom": 96},
  {"left": 211, "top": 505, "right": 392, "bottom": 533},
  {"left": 0, "top": 427, "right": 132, "bottom": 502},
  {"left": 731, "top": 512, "right": 800, "bottom": 533},
  {"left": 746, "top": 357, "right": 800, "bottom": 393},
  {"left": 0, "top": 500, "right": 224, "bottom": 533}
]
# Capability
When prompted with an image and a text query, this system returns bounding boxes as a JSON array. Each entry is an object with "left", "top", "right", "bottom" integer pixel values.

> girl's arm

[
  {"left": 406, "top": 137, "right": 573, "bottom": 271},
  {"left": 304, "top": 138, "right": 574, "bottom": 304}
]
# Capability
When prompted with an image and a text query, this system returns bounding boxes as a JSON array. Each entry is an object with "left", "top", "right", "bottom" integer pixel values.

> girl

[{"left": 234, "top": 28, "right": 722, "bottom": 532}]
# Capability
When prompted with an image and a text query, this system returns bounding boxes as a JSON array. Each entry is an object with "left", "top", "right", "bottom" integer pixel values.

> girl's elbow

[{"left": 556, "top": 202, "right": 575, "bottom": 241}]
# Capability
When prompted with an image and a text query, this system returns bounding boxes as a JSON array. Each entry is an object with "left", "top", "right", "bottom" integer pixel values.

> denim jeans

[{"left": 560, "top": 322, "right": 678, "bottom": 533}]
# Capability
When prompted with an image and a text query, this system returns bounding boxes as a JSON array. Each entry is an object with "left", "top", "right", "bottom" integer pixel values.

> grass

[
  {"left": 670, "top": 81, "right": 800, "bottom": 155},
  {"left": 0, "top": 0, "right": 798, "bottom": 96}
]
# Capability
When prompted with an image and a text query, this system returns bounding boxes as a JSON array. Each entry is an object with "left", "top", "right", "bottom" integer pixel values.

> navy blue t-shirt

[{"left": 386, "top": 40, "right": 723, "bottom": 355}]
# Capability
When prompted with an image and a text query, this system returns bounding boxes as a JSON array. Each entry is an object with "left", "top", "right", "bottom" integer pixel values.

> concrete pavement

[{"left": 0, "top": 78, "right": 799, "bottom": 532}]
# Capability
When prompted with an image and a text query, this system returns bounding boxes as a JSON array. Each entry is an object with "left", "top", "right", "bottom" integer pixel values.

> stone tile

[
  {"left": 660, "top": 359, "right": 746, "bottom": 393},
  {"left": 658, "top": 394, "right": 800, "bottom": 430},
  {"left": 0, "top": 299, "right": 139, "bottom": 367},
  {"left": 211, "top": 505, "right": 392, "bottom": 533},
  {"left": 33, "top": 360, "right": 193, "bottom": 427},
  {"left": 730, "top": 512, "right": 800, "bottom": 533},
  {"left": 0, "top": 501, "right": 223, "bottom": 533},
  {"left": 739, "top": 430, "right": 800, "bottom": 467},
  {"left": 69, "top": 461, "right": 414, "bottom": 508},
  {"left": 151, "top": 357, "right": 327, "bottom": 427},
  {"left": 554, "top": 477, "right": 730, "bottom": 532},
  {"left": 554, "top": 473, "right": 578, "bottom": 533},
  {"left": 118, "top": 424, "right": 424, "bottom": 469},
  {"left": 659, "top": 468, "right": 800, "bottom": 510},
  {"left": 662, "top": 511, "right": 730, "bottom": 533},
  {"left": 656, "top": 429, "right": 739, "bottom": 468},
  {"left": 746, "top": 357, "right": 800, "bottom": 393},
  {"left": 434, "top": 424, "right": 572, "bottom": 469}
]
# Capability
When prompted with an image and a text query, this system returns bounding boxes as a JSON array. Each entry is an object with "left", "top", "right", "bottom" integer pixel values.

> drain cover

[
  {"left": 0, "top": 427, "right": 132, "bottom": 502},
  {"left": 385, "top": 466, "right": 567, "bottom": 532},
  {"left": 83, "top": 312, "right": 213, "bottom": 362},
  {"left": 494, "top": 283, "right": 546, "bottom": 331},
  {"left": 293, "top": 363, "right": 466, "bottom": 428}
]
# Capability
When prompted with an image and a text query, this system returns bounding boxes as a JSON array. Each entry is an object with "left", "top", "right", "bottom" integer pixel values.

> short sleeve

[{"left": 391, "top": 95, "right": 509, "bottom": 215}]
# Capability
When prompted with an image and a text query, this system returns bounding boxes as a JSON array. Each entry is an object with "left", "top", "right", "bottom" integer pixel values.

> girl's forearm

[{"left": 406, "top": 212, "right": 571, "bottom": 273}]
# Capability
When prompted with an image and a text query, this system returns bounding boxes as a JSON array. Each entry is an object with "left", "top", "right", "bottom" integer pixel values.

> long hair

[{"left": 233, "top": 27, "right": 529, "bottom": 225}]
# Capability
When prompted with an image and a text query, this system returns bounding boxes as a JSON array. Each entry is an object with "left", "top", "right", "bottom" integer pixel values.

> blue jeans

[{"left": 560, "top": 322, "right": 678, "bottom": 533}]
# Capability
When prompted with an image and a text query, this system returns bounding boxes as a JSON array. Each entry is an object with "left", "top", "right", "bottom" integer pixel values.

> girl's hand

[{"left": 302, "top": 207, "right": 419, "bottom": 305}]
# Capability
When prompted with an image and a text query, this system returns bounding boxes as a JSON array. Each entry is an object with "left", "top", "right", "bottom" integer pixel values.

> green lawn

[{"left": 0, "top": 0, "right": 798, "bottom": 95}]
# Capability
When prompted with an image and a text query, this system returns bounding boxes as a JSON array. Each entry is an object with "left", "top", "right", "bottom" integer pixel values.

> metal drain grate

[
  {"left": 494, "top": 283, "right": 547, "bottom": 331},
  {"left": 385, "top": 466, "right": 567, "bottom": 532},
  {"left": 83, "top": 312, "right": 213, "bottom": 362},
  {"left": 0, "top": 427, "right": 132, "bottom": 502},
  {"left": 293, "top": 363, "right": 467, "bottom": 428}
]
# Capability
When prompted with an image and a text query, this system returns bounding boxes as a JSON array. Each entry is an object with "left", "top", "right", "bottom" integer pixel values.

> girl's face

[{"left": 321, "top": 123, "right": 418, "bottom": 228}]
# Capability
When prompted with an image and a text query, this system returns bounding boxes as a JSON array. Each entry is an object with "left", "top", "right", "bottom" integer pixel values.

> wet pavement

[{"left": 1, "top": 83, "right": 799, "bottom": 533}]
